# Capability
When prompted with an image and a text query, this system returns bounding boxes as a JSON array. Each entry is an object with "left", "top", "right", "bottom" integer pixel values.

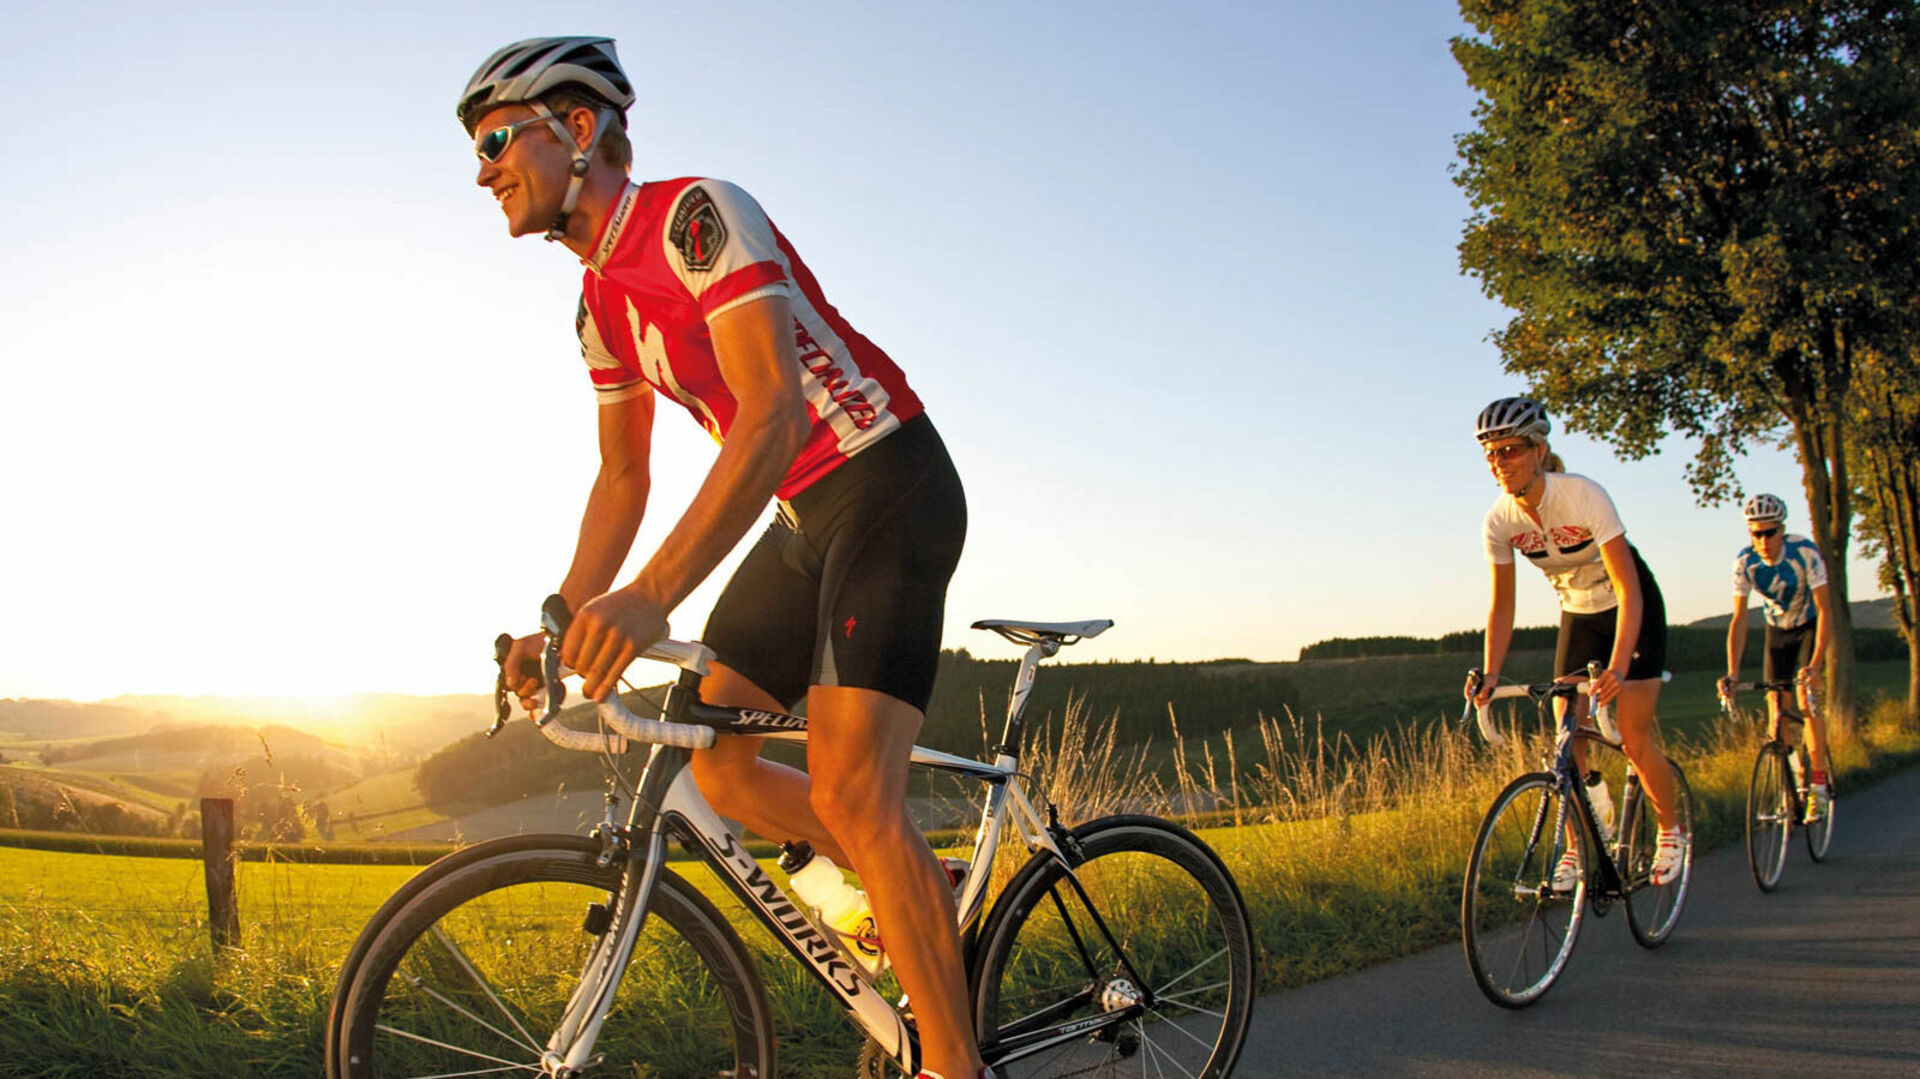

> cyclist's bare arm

[
  {"left": 507, "top": 389, "right": 659, "bottom": 707},
  {"left": 1806, "top": 582, "right": 1834, "bottom": 679},
  {"left": 564, "top": 292, "right": 810, "bottom": 700},
  {"left": 1593, "top": 535, "right": 1643, "bottom": 704},
  {"left": 1477, "top": 559, "right": 1517, "bottom": 707},
  {"left": 1723, "top": 597, "right": 1750, "bottom": 691}
]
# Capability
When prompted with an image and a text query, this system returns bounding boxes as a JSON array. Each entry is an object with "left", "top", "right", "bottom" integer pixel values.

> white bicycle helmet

[
  {"left": 1742, "top": 493, "right": 1789, "bottom": 523},
  {"left": 1474, "top": 397, "right": 1551, "bottom": 444},
  {"left": 459, "top": 37, "right": 634, "bottom": 241},
  {"left": 459, "top": 37, "right": 634, "bottom": 132}
]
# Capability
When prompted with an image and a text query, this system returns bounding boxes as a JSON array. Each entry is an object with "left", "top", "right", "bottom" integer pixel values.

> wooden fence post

[{"left": 201, "top": 797, "right": 239, "bottom": 949}]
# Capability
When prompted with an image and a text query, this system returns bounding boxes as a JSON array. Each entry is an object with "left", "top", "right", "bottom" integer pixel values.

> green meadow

[{"left": 4, "top": 661, "right": 1917, "bottom": 1077}]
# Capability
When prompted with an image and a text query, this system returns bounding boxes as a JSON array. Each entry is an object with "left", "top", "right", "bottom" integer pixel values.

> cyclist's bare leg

[
  {"left": 1613, "top": 678, "right": 1680, "bottom": 830},
  {"left": 1797, "top": 681, "right": 1832, "bottom": 777},
  {"left": 807, "top": 684, "right": 981, "bottom": 1079},
  {"left": 688, "top": 661, "right": 850, "bottom": 863}
]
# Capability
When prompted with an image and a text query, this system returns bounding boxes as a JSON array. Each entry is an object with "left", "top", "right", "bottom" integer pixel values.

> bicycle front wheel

[
  {"left": 972, "top": 815, "right": 1255, "bottom": 1078},
  {"left": 1746, "top": 744, "right": 1791, "bottom": 892},
  {"left": 1625, "top": 760, "right": 1693, "bottom": 947},
  {"left": 333, "top": 835, "right": 775, "bottom": 1079},
  {"left": 1462, "top": 773, "right": 1584, "bottom": 1008}
]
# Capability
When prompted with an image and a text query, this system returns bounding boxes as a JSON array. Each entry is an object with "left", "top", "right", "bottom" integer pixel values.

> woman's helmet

[
  {"left": 458, "top": 37, "right": 634, "bottom": 133},
  {"left": 1742, "top": 493, "right": 1789, "bottom": 523},
  {"left": 1474, "top": 397, "right": 1551, "bottom": 444},
  {"left": 458, "top": 36, "right": 634, "bottom": 242}
]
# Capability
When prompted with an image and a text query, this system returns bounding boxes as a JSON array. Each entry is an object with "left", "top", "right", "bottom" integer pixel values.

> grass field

[{"left": 3, "top": 665, "right": 1917, "bottom": 1076}]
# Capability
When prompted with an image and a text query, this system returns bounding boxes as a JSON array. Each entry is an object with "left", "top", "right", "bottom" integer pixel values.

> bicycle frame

[
  {"left": 528, "top": 627, "right": 1102, "bottom": 1075},
  {"left": 1469, "top": 669, "right": 1640, "bottom": 901}
]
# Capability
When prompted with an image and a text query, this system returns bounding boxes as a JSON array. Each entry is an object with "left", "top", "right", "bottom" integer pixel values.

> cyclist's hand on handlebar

[
  {"left": 561, "top": 589, "right": 669, "bottom": 702},
  {"left": 1468, "top": 673, "right": 1498, "bottom": 710},
  {"left": 504, "top": 633, "right": 547, "bottom": 714}
]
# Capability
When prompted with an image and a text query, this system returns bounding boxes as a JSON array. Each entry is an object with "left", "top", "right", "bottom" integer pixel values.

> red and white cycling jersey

[
  {"left": 576, "top": 178, "right": 923, "bottom": 499},
  {"left": 1483, "top": 472, "right": 1627, "bottom": 615}
]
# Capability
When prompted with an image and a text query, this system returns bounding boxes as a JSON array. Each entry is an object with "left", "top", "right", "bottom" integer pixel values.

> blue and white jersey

[{"left": 1733, "top": 534, "right": 1828, "bottom": 629}]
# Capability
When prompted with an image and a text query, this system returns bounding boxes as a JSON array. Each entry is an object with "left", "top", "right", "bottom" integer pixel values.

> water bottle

[
  {"left": 778, "top": 842, "right": 887, "bottom": 975},
  {"left": 1585, "top": 771, "right": 1615, "bottom": 842}
]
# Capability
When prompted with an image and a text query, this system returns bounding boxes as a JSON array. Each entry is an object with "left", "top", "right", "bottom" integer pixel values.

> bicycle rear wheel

[
  {"left": 332, "top": 835, "right": 775, "bottom": 1079},
  {"left": 1462, "top": 773, "right": 1584, "bottom": 1008},
  {"left": 972, "top": 815, "right": 1255, "bottom": 1078},
  {"left": 1625, "top": 760, "right": 1692, "bottom": 947},
  {"left": 1804, "top": 757, "right": 1836, "bottom": 862},
  {"left": 1745, "top": 744, "right": 1791, "bottom": 892}
]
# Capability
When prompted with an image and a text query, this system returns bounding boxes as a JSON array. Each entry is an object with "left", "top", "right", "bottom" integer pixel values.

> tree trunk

[{"left": 1793, "top": 406, "right": 1857, "bottom": 724}]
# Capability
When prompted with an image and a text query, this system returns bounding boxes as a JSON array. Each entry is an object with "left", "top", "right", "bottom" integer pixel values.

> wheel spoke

[
  {"left": 420, "top": 926, "right": 544, "bottom": 1054},
  {"left": 372, "top": 1022, "right": 541, "bottom": 1073}
]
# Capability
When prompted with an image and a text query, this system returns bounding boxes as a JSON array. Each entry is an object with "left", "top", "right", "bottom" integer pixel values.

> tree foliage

[{"left": 1453, "top": 0, "right": 1920, "bottom": 713}]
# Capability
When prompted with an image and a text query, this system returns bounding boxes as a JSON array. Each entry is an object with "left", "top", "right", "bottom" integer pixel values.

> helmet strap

[{"left": 527, "top": 102, "right": 614, "bottom": 242}]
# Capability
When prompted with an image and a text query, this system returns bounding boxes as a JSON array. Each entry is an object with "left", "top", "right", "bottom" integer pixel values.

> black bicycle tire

[
  {"left": 1625, "top": 761, "right": 1693, "bottom": 948},
  {"left": 1461, "top": 772, "right": 1584, "bottom": 1008},
  {"left": 1745, "top": 745, "right": 1791, "bottom": 892},
  {"left": 333, "top": 835, "right": 776, "bottom": 1079},
  {"left": 324, "top": 833, "right": 602, "bottom": 1077},
  {"left": 970, "top": 815, "right": 1255, "bottom": 1078}
]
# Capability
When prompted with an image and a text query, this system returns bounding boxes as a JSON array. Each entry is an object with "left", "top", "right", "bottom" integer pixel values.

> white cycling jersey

[{"left": 1483, "top": 472, "right": 1627, "bottom": 615}]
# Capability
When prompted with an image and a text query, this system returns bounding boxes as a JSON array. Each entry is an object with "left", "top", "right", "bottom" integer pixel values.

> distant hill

[
  {"left": 1, "top": 693, "right": 494, "bottom": 755},
  {"left": 0, "top": 699, "right": 166, "bottom": 740},
  {"left": 1688, "top": 595, "right": 1899, "bottom": 630}
]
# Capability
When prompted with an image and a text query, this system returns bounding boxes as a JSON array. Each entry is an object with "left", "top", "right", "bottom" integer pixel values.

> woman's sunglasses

[
  {"left": 474, "top": 115, "right": 554, "bottom": 163},
  {"left": 1482, "top": 442, "right": 1536, "bottom": 463},
  {"left": 1749, "top": 525, "right": 1782, "bottom": 540}
]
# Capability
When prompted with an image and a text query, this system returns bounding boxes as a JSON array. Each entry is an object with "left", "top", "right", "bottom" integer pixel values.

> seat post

[{"left": 996, "top": 639, "right": 1056, "bottom": 761}]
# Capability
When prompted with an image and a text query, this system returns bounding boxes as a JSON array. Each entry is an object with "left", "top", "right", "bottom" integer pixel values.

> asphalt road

[{"left": 1241, "top": 763, "right": 1920, "bottom": 1077}]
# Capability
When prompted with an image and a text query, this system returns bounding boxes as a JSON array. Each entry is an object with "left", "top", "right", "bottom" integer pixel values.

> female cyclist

[{"left": 1467, "top": 397, "right": 1687, "bottom": 888}]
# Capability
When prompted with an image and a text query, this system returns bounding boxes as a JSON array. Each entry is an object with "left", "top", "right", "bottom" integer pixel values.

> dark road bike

[
  {"left": 1459, "top": 665, "right": 1694, "bottom": 1008},
  {"left": 1721, "top": 676, "right": 1836, "bottom": 892}
]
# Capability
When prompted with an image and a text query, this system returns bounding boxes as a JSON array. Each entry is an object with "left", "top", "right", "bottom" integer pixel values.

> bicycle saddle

[{"left": 971, "top": 618, "right": 1114, "bottom": 644}]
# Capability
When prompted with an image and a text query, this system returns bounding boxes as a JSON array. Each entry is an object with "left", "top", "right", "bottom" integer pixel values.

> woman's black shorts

[
  {"left": 701, "top": 415, "right": 966, "bottom": 714},
  {"left": 1763, "top": 618, "right": 1819, "bottom": 683},
  {"left": 1554, "top": 544, "right": 1667, "bottom": 682}
]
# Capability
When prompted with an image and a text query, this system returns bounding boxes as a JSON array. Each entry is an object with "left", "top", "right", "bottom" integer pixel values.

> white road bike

[{"left": 325, "top": 596, "right": 1255, "bottom": 1078}]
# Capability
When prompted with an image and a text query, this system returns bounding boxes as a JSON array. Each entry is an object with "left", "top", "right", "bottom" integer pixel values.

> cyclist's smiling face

[
  {"left": 472, "top": 104, "right": 570, "bottom": 237},
  {"left": 1483, "top": 437, "right": 1543, "bottom": 495}
]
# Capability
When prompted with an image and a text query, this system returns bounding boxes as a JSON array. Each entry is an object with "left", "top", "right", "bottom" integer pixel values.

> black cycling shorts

[
  {"left": 702, "top": 415, "right": 965, "bottom": 713},
  {"left": 1554, "top": 544, "right": 1667, "bottom": 682},
  {"left": 1763, "top": 618, "right": 1819, "bottom": 684}
]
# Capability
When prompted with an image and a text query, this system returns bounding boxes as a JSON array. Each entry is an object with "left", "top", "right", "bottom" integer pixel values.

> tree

[
  {"left": 1849, "top": 355, "right": 1920, "bottom": 725},
  {"left": 1453, "top": 0, "right": 1920, "bottom": 717}
]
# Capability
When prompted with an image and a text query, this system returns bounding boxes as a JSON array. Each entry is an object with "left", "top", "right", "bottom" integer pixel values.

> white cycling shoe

[
  {"left": 1552, "top": 849, "right": 1582, "bottom": 894},
  {"left": 1650, "top": 828, "right": 1689, "bottom": 886}
]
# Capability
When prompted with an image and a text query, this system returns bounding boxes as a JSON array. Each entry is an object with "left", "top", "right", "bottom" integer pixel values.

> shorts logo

[{"left": 669, "top": 185, "right": 728, "bottom": 271}]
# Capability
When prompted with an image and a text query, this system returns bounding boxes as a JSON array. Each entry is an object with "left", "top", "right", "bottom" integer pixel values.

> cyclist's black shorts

[
  {"left": 702, "top": 415, "right": 965, "bottom": 714},
  {"left": 1554, "top": 544, "right": 1667, "bottom": 682},
  {"left": 1763, "top": 617, "right": 1818, "bottom": 684}
]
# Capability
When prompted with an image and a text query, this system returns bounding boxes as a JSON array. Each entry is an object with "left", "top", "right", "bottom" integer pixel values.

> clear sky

[{"left": 0, "top": 0, "right": 1860, "bottom": 701}]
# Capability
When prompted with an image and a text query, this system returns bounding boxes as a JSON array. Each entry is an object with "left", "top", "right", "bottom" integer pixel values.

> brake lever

[
  {"left": 539, "top": 594, "right": 573, "bottom": 723},
  {"left": 489, "top": 633, "right": 514, "bottom": 736}
]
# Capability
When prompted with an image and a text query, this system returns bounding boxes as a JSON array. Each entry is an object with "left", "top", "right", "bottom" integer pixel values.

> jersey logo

[{"left": 669, "top": 185, "right": 728, "bottom": 271}]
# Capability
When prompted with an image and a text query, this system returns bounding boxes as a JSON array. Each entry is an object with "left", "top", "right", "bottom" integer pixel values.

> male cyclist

[
  {"left": 1719, "top": 494, "right": 1834, "bottom": 822},
  {"left": 460, "top": 38, "right": 981, "bottom": 1079}
]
